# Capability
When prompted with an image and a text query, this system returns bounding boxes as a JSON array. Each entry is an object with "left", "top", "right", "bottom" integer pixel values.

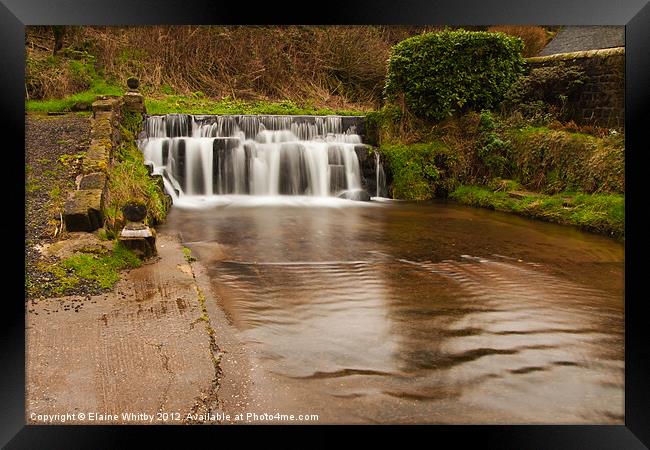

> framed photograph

[{"left": 5, "top": 0, "right": 649, "bottom": 447}]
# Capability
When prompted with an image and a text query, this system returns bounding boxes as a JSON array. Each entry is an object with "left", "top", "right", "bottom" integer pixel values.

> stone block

[
  {"left": 79, "top": 172, "right": 107, "bottom": 190},
  {"left": 92, "top": 97, "right": 121, "bottom": 115},
  {"left": 64, "top": 189, "right": 104, "bottom": 232},
  {"left": 123, "top": 92, "right": 145, "bottom": 113},
  {"left": 119, "top": 223, "right": 157, "bottom": 258},
  {"left": 82, "top": 139, "right": 111, "bottom": 173}
]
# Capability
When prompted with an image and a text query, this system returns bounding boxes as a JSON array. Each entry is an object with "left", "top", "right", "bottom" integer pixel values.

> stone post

[
  {"left": 118, "top": 202, "right": 156, "bottom": 258},
  {"left": 123, "top": 77, "right": 146, "bottom": 114}
]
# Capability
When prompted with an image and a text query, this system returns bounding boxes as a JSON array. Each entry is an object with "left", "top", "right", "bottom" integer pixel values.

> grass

[
  {"left": 145, "top": 95, "right": 368, "bottom": 116},
  {"left": 39, "top": 242, "right": 142, "bottom": 295},
  {"left": 103, "top": 123, "right": 169, "bottom": 234},
  {"left": 26, "top": 81, "right": 124, "bottom": 113},
  {"left": 505, "top": 125, "right": 624, "bottom": 194},
  {"left": 183, "top": 247, "right": 196, "bottom": 263},
  {"left": 450, "top": 184, "right": 624, "bottom": 239}
]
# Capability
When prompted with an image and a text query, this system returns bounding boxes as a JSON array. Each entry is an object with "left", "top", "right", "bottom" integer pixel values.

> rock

[
  {"left": 119, "top": 223, "right": 156, "bottom": 259},
  {"left": 79, "top": 172, "right": 107, "bottom": 190},
  {"left": 38, "top": 232, "right": 113, "bottom": 259},
  {"left": 338, "top": 189, "right": 371, "bottom": 201},
  {"left": 92, "top": 98, "right": 120, "bottom": 114},
  {"left": 64, "top": 189, "right": 104, "bottom": 232},
  {"left": 71, "top": 101, "right": 91, "bottom": 112},
  {"left": 123, "top": 92, "right": 145, "bottom": 113},
  {"left": 82, "top": 138, "right": 111, "bottom": 173},
  {"left": 122, "top": 202, "right": 147, "bottom": 222}
]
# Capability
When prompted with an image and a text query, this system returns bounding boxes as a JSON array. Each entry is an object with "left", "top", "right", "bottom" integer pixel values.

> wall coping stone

[{"left": 527, "top": 46, "right": 625, "bottom": 64}]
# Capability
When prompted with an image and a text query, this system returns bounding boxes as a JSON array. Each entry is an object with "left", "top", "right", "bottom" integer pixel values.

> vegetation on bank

[
  {"left": 102, "top": 111, "right": 170, "bottom": 237},
  {"left": 26, "top": 91, "right": 369, "bottom": 116},
  {"left": 450, "top": 185, "right": 624, "bottom": 239},
  {"left": 145, "top": 96, "right": 367, "bottom": 116},
  {"left": 371, "top": 105, "right": 624, "bottom": 237}
]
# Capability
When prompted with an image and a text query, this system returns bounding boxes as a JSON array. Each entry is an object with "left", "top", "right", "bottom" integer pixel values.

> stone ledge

[
  {"left": 82, "top": 139, "right": 112, "bottom": 173},
  {"left": 527, "top": 46, "right": 625, "bottom": 64},
  {"left": 79, "top": 172, "right": 107, "bottom": 190}
]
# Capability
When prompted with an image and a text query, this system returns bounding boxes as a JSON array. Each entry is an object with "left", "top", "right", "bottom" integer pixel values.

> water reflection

[{"left": 163, "top": 200, "right": 623, "bottom": 423}]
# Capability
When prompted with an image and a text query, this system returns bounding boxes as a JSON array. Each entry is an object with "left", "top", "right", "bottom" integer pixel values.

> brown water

[{"left": 163, "top": 198, "right": 624, "bottom": 424}]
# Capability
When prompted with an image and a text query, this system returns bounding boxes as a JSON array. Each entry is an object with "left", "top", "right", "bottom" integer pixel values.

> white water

[
  {"left": 375, "top": 152, "right": 387, "bottom": 198},
  {"left": 139, "top": 114, "right": 374, "bottom": 203}
]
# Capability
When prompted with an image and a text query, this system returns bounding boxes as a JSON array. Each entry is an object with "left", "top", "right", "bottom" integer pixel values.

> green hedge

[{"left": 384, "top": 30, "right": 526, "bottom": 120}]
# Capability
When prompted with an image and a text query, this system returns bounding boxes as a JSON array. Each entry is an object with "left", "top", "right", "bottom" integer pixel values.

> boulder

[
  {"left": 64, "top": 189, "right": 104, "bottom": 232},
  {"left": 338, "top": 189, "right": 371, "bottom": 201}
]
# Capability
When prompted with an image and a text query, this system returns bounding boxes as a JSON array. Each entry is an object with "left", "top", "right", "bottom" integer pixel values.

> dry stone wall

[{"left": 527, "top": 47, "right": 624, "bottom": 128}]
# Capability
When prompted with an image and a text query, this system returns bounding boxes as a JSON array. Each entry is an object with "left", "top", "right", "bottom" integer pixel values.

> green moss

[
  {"left": 48, "top": 186, "right": 62, "bottom": 201},
  {"left": 121, "top": 110, "right": 143, "bottom": 138},
  {"left": 380, "top": 141, "right": 461, "bottom": 200},
  {"left": 450, "top": 185, "right": 624, "bottom": 239},
  {"left": 145, "top": 95, "right": 367, "bottom": 116},
  {"left": 26, "top": 181, "right": 42, "bottom": 193},
  {"left": 39, "top": 242, "right": 142, "bottom": 295}
]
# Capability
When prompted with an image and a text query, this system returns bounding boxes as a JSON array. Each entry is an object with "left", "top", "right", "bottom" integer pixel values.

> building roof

[{"left": 539, "top": 26, "right": 624, "bottom": 56}]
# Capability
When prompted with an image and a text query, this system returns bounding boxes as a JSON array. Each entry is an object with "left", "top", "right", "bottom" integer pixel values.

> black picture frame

[{"left": 4, "top": 0, "right": 649, "bottom": 447}]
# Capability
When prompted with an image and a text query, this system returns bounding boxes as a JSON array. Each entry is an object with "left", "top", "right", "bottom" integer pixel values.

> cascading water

[
  {"left": 375, "top": 152, "right": 387, "bottom": 198},
  {"left": 139, "top": 114, "right": 377, "bottom": 203}
]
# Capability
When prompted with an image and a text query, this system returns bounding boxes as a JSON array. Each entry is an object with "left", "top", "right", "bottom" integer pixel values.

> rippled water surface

[{"left": 163, "top": 198, "right": 624, "bottom": 424}]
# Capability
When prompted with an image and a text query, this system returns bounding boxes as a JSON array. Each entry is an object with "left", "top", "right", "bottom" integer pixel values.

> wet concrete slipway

[{"left": 27, "top": 196, "right": 623, "bottom": 425}]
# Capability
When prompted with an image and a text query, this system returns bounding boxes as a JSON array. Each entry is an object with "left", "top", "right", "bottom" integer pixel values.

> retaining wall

[
  {"left": 527, "top": 47, "right": 625, "bottom": 128},
  {"left": 63, "top": 97, "right": 123, "bottom": 231}
]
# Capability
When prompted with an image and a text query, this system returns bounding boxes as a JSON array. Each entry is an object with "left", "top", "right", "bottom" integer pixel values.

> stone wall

[
  {"left": 64, "top": 97, "right": 123, "bottom": 232},
  {"left": 527, "top": 47, "right": 625, "bottom": 128}
]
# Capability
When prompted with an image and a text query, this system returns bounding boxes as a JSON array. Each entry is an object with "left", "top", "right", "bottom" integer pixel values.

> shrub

[
  {"left": 384, "top": 29, "right": 526, "bottom": 120},
  {"left": 503, "top": 62, "right": 587, "bottom": 121},
  {"left": 476, "top": 110, "right": 513, "bottom": 180}
]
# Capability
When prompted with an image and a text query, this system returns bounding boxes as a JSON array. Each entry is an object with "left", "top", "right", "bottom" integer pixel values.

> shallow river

[{"left": 162, "top": 197, "right": 624, "bottom": 424}]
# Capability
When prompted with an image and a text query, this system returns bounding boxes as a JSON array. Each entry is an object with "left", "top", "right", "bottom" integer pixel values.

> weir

[{"left": 138, "top": 114, "right": 387, "bottom": 202}]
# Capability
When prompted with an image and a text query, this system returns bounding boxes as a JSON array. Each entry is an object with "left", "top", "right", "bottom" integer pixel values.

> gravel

[{"left": 25, "top": 113, "right": 109, "bottom": 299}]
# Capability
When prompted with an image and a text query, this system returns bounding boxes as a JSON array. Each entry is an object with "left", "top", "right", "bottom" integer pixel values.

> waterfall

[
  {"left": 375, "top": 152, "right": 387, "bottom": 198},
  {"left": 139, "top": 114, "right": 369, "bottom": 200}
]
